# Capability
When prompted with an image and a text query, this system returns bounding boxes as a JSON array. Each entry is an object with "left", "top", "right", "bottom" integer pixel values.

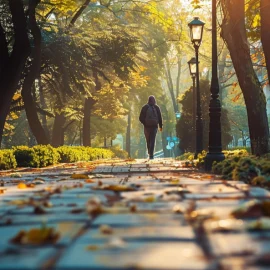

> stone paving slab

[
  {"left": 0, "top": 222, "right": 84, "bottom": 249},
  {"left": 219, "top": 257, "right": 269, "bottom": 270},
  {"left": 0, "top": 212, "right": 91, "bottom": 226},
  {"left": 78, "top": 226, "right": 195, "bottom": 242},
  {"left": 0, "top": 158, "right": 270, "bottom": 269},
  {"left": 129, "top": 168, "right": 149, "bottom": 172},
  {"left": 56, "top": 242, "right": 208, "bottom": 270},
  {"left": 208, "top": 232, "right": 270, "bottom": 257},
  {"left": 92, "top": 213, "right": 185, "bottom": 227},
  {"left": 0, "top": 247, "right": 57, "bottom": 270}
]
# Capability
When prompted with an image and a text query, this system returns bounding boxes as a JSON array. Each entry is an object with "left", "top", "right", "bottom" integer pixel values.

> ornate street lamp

[
  {"left": 188, "top": 17, "right": 205, "bottom": 46},
  {"left": 205, "top": 0, "right": 225, "bottom": 170},
  {"left": 188, "top": 17, "right": 205, "bottom": 158},
  {"left": 188, "top": 57, "right": 197, "bottom": 152},
  {"left": 188, "top": 57, "right": 197, "bottom": 76}
]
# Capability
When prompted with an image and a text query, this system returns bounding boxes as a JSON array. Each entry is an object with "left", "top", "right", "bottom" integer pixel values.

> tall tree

[
  {"left": 21, "top": 0, "right": 50, "bottom": 145},
  {"left": 221, "top": 0, "right": 269, "bottom": 155},
  {"left": 261, "top": 0, "right": 270, "bottom": 83},
  {"left": 0, "top": 0, "right": 30, "bottom": 146}
]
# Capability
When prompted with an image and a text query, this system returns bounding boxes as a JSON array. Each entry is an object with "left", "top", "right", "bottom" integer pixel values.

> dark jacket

[{"left": 139, "top": 104, "right": 163, "bottom": 128}]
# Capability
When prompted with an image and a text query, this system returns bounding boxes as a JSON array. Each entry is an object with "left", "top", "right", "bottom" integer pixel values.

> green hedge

[
  {"left": 175, "top": 152, "right": 194, "bottom": 161},
  {"left": 109, "top": 146, "right": 128, "bottom": 159},
  {"left": 13, "top": 145, "right": 60, "bottom": 168},
  {"left": 33, "top": 145, "right": 60, "bottom": 167},
  {"left": 13, "top": 146, "right": 35, "bottom": 167},
  {"left": 212, "top": 153, "right": 270, "bottom": 187},
  {"left": 0, "top": 149, "right": 17, "bottom": 170},
  {"left": 57, "top": 146, "right": 89, "bottom": 163},
  {"left": 0, "top": 145, "right": 116, "bottom": 169},
  {"left": 177, "top": 148, "right": 270, "bottom": 187},
  {"left": 57, "top": 146, "right": 115, "bottom": 163}
]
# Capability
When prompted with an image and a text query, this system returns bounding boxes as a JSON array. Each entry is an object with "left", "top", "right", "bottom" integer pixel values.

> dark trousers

[{"left": 144, "top": 126, "right": 158, "bottom": 158}]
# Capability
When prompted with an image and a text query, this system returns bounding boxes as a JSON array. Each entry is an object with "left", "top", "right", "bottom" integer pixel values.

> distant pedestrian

[{"left": 139, "top": 95, "right": 162, "bottom": 159}]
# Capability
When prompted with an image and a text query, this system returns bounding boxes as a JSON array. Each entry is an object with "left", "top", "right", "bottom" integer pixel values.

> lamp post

[
  {"left": 188, "top": 17, "right": 204, "bottom": 158},
  {"left": 188, "top": 57, "right": 197, "bottom": 145},
  {"left": 205, "top": 0, "right": 225, "bottom": 170}
]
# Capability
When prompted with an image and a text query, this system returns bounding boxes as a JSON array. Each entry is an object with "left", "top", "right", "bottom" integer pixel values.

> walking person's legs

[
  {"left": 149, "top": 128, "right": 158, "bottom": 159},
  {"left": 144, "top": 127, "right": 151, "bottom": 157}
]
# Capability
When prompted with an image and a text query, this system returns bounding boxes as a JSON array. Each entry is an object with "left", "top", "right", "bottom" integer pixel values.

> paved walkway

[{"left": 0, "top": 158, "right": 270, "bottom": 269}]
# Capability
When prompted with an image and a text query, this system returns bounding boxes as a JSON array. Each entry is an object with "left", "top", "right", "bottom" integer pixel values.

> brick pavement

[{"left": 0, "top": 158, "right": 270, "bottom": 269}]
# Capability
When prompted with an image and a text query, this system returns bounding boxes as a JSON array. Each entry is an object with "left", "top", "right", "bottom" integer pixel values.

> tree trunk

[
  {"left": 52, "top": 112, "right": 65, "bottom": 147},
  {"left": 261, "top": 0, "right": 270, "bottom": 82},
  {"left": 234, "top": 134, "right": 239, "bottom": 147},
  {"left": 175, "top": 56, "right": 182, "bottom": 110},
  {"left": 0, "top": 23, "right": 9, "bottom": 75},
  {"left": 165, "top": 57, "right": 178, "bottom": 113},
  {"left": 38, "top": 77, "right": 50, "bottom": 140},
  {"left": 218, "top": 49, "right": 227, "bottom": 105},
  {"left": 68, "top": 0, "right": 90, "bottom": 28},
  {"left": 126, "top": 111, "right": 131, "bottom": 157},
  {"left": 0, "top": 0, "right": 30, "bottom": 146},
  {"left": 22, "top": 0, "right": 48, "bottom": 145},
  {"left": 23, "top": 89, "right": 49, "bottom": 145},
  {"left": 82, "top": 97, "right": 96, "bottom": 146},
  {"left": 221, "top": 0, "right": 269, "bottom": 155}
]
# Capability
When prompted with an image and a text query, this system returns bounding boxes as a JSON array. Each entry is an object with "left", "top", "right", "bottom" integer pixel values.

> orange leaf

[
  {"left": 17, "top": 183, "right": 27, "bottom": 189},
  {"left": 85, "top": 179, "right": 95, "bottom": 183}
]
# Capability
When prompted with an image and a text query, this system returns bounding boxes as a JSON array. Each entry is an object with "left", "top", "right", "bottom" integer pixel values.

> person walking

[{"left": 139, "top": 95, "right": 162, "bottom": 159}]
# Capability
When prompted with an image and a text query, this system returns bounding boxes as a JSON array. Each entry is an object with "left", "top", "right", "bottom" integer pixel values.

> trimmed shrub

[
  {"left": 32, "top": 145, "right": 60, "bottom": 167},
  {"left": 232, "top": 157, "right": 260, "bottom": 183},
  {"left": 251, "top": 176, "right": 270, "bottom": 187},
  {"left": 0, "top": 145, "right": 123, "bottom": 170},
  {"left": 13, "top": 146, "right": 35, "bottom": 167},
  {"left": 196, "top": 150, "right": 207, "bottom": 168},
  {"left": 109, "top": 146, "right": 128, "bottom": 159},
  {"left": 212, "top": 156, "right": 239, "bottom": 179},
  {"left": 176, "top": 152, "right": 194, "bottom": 161},
  {"left": 57, "top": 146, "right": 89, "bottom": 163},
  {"left": 223, "top": 149, "right": 249, "bottom": 158},
  {"left": 258, "top": 159, "right": 270, "bottom": 177},
  {"left": 227, "top": 146, "right": 251, "bottom": 153},
  {"left": 86, "top": 147, "right": 114, "bottom": 160},
  {"left": 56, "top": 146, "right": 114, "bottom": 163},
  {"left": 0, "top": 150, "right": 17, "bottom": 170}
]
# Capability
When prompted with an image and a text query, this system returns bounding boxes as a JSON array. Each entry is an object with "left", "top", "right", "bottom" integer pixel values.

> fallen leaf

[
  {"left": 92, "top": 184, "right": 137, "bottom": 192},
  {"left": 17, "top": 182, "right": 27, "bottom": 189},
  {"left": 26, "top": 183, "right": 35, "bottom": 188},
  {"left": 71, "top": 174, "right": 88, "bottom": 179},
  {"left": 144, "top": 196, "right": 156, "bottom": 203},
  {"left": 85, "top": 245, "right": 100, "bottom": 251},
  {"left": 85, "top": 179, "right": 95, "bottom": 183},
  {"left": 10, "top": 227, "right": 59, "bottom": 245},
  {"left": 130, "top": 205, "right": 137, "bottom": 212},
  {"left": 33, "top": 206, "right": 46, "bottom": 215},
  {"left": 99, "top": 224, "right": 113, "bottom": 235}
]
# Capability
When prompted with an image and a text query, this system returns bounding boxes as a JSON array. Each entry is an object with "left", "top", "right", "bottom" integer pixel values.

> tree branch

[{"left": 68, "top": 0, "right": 90, "bottom": 29}]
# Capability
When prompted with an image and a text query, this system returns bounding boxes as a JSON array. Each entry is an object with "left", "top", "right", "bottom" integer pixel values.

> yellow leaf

[
  {"left": 71, "top": 174, "right": 88, "bottom": 179},
  {"left": 144, "top": 196, "right": 156, "bottom": 203},
  {"left": 17, "top": 183, "right": 27, "bottom": 189}
]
